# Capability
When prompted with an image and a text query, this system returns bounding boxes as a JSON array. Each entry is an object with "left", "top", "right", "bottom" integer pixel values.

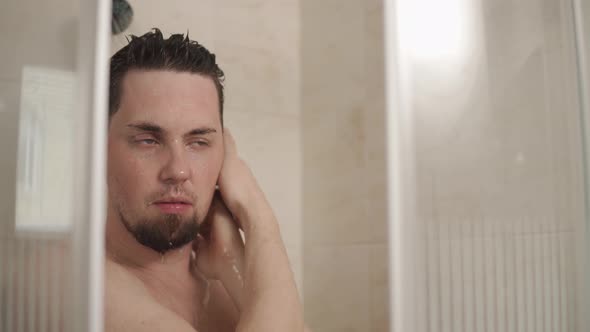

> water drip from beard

[{"left": 120, "top": 211, "right": 200, "bottom": 254}]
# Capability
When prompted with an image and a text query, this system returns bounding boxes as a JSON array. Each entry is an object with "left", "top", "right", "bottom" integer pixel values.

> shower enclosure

[
  {"left": 0, "top": 0, "right": 589, "bottom": 331},
  {"left": 0, "top": 0, "right": 110, "bottom": 331}
]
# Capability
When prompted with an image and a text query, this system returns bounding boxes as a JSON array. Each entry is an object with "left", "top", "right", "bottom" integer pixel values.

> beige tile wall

[{"left": 301, "top": 0, "right": 389, "bottom": 330}]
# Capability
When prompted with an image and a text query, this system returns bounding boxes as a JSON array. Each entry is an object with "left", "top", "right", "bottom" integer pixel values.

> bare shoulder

[{"left": 104, "top": 259, "right": 197, "bottom": 332}]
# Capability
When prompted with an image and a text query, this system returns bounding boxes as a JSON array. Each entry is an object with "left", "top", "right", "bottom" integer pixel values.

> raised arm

[{"left": 195, "top": 130, "right": 305, "bottom": 332}]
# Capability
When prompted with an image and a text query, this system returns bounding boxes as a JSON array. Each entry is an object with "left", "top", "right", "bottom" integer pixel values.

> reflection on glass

[
  {"left": 15, "top": 66, "right": 74, "bottom": 234},
  {"left": 398, "top": 0, "right": 475, "bottom": 63}
]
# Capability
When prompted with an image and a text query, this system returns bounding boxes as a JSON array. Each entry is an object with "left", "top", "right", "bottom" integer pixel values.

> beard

[{"left": 118, "top": 208, "right": 201, "bottom": 254}]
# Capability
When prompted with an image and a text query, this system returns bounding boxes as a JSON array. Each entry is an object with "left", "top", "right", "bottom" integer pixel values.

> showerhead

[{"left": 112, "top": 0, "right": 133, "bottom": 35}]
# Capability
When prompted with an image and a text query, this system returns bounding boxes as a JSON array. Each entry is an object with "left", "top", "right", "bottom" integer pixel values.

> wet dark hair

[{"left": 109, "top": 28, "right": 225, "bottom": 121}]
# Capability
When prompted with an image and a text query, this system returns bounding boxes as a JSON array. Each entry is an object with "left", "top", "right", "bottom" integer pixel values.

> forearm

[
  {"left": 216, "top": 248, "right": 246, "bottom": 311},
  {"left": 235, "top": 199, "right": 304, "bottom": 332}
]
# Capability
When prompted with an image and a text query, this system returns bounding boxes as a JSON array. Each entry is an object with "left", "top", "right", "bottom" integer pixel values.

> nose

[{"left": 159, "top": 145, "right": 191, "bottom": 184}]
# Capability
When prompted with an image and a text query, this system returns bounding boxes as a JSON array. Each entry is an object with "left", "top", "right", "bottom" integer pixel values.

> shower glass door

[
  {"left": 386, "top": 0, "right": 590, "bottom": 331},
  {"left": 0, "top": 0, "right": 110, "bottom": 331}
]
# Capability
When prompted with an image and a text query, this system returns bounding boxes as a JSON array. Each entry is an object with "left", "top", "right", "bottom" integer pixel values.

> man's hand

[
  {"left": 193, "top": 192, "right": 246, "bottom": 310},
  {"left": 215, "top": 130, "right": 273, "bottom": 233}
]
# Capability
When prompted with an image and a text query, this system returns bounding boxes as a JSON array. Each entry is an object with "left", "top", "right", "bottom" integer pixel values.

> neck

[{"left": 105, "top": 207, "right": 205, "bottom": 325}]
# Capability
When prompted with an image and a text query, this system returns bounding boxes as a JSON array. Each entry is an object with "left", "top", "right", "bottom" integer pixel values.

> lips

[
  {"left": 152, "top": 197, "right": 193, "bottom": 213},
  {"left": 154, "top": 198, "right": 191, "bottom": 205}
]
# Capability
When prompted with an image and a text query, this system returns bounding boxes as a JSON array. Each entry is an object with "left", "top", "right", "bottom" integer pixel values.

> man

[{"left": 105, "top": 29, "right": 307, "bottom": 331}]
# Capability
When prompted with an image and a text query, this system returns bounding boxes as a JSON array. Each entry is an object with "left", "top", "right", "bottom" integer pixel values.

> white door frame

[{"left": 71, "top": 0, "right": 110, "bottom": 331}]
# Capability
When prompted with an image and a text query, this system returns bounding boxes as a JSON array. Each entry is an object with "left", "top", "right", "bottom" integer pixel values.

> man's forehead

[
  {"left": 116, "top": 113, "right": 220, "bottom": 134},
  {"left": 120, "top": 70, "right": 215, "bottom": 105},
  {"left": 115, "top": 70, "right": 221, "bottom": 128}
]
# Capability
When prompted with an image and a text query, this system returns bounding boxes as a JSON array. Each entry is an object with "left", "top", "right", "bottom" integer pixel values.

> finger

[
  {"left": 199, "top": 192, "right": 225, "bottom": 238},
  {"left": 192, "top": 233, "right": 206, "bottom": 253},
  {"left": 210, "top": 193, "right": 238, "bottom": 225}
]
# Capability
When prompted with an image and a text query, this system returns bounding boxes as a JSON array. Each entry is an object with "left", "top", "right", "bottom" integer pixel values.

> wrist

[
  {"left": 238, "top": 198, "right": 280, "bottom": 237},
  {"left": 229, "top": 186, "right": 273, "bottom": 226}
]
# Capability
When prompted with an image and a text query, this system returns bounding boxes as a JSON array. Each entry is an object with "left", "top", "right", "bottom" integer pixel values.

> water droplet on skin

[
  {"left": 222, "top": 247, "right": 231, "bottom": 258},
  {"left": 160, "top": 253, "right": 165, "bottom": 263},
  {"left": 232, "top": 264, "right": 244, "bottom": 287},
  {"left": 202, "top": 279, "right": 211, "bottom": 307}
]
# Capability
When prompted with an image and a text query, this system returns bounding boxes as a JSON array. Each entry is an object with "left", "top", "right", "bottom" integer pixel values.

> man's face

[{"left": 107, "top": 70, "right": 223, "bottom": 253}]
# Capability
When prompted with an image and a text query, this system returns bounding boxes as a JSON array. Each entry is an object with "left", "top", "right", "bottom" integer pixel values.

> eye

[
  {"left": 139, "top": 139, "right": 159, "bottom": 145},
  {"left": 133, "top": 137, "right": 159, "bottom": 146},
  {"left": 189, "top": 139, "right": 210, "bottom": 147}
]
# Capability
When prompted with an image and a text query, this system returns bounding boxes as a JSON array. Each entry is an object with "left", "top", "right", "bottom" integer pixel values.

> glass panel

[
  {"left": 0, "top": 1, "right": 107, "bottom": 331},
  {"left": 387, "top": 0, "right": 590, "bottom": 331}
]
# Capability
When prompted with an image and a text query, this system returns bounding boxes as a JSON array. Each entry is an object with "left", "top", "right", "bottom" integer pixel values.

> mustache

[{"left": 145, "top": 186, "right": 196, "bottom": 204}]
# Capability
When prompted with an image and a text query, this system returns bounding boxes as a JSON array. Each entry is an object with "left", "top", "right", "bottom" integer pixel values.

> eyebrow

[
  {"left": 126, "top": 122, "right": 217, "bottom": 137},
  {"left": 186, "top": 128, "right": 217, "bottom": 136},
  {"left": 127, "top": 122, "right": 163, "bottom": 133}
]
